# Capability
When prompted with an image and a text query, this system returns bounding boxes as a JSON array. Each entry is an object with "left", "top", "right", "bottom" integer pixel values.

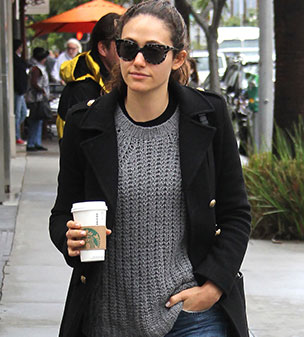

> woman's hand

[
  {"left": 165, "top": 280, "right": 223, "bottom": 312},
  {"left": 66, "top": 220, "right": 112, "bottom": 257}
]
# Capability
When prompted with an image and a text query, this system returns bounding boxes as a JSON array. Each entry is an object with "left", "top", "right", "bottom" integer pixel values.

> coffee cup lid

[{"left": 71, "top": 201, "right": 108, "bottom": 213}]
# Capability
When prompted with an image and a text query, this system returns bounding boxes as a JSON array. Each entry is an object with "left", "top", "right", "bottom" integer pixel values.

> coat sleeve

[
  {"left": 49, "top": 111, "right": 86, "bottom": 268},
  {"left": 57, "top": 79, "right": 100, "bottom": 121},
  {"left": 194, "top": 92, "right": 251, "bottom": 296}
]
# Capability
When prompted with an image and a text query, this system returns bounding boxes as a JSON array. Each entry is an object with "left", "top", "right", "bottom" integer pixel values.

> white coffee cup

[{"left": 71, "top": 201, "right": 108, "bottom": 262}]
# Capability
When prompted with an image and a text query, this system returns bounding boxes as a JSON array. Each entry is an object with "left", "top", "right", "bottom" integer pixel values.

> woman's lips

[{"left": 129, "top": 72, "right": 150, "bottom": 79}]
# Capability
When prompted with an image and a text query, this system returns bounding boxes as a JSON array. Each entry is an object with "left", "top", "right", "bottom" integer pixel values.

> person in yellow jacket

[{"left": 56, "top": 13, "right": 120, "bottom": 140}]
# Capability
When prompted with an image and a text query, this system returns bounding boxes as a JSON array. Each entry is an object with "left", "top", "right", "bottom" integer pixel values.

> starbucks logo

[{"left": 83, "top": 228, "right": 100, "bottom": 249}]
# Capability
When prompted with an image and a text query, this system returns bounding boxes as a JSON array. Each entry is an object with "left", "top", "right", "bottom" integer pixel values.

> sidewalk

[
  {"left": 244, "top": 240, "right": 304, "bottom": 337},
  {"left": 0, "top": 140, "right": 71, "bottom": 337},
  {"left": 0, "top": 138, "right": 304, "bottom": 337}
]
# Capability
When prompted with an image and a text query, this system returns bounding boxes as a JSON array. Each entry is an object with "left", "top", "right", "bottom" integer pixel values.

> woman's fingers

[
  {"left": 166, "top": 282, "right": 223, "bottom": 311},
  {"left": 67, "top": 239, "right": 85, "bottom": 256},
  {"left": 166, "top": 289, "right": 187, "bottom": 308},
  {"left": 66, "top": 220, "right": 86, "bottom": 256},
  {"left": 66, "top": 220, "right": 112, "bottom": 257}
]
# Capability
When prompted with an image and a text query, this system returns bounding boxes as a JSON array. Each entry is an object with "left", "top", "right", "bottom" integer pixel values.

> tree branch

[
  {"left": 184, "top": 0, "right": 209, "bottom": 36},
  {"left": 211, "top": 0, "right": 226, "bottom": 29}
]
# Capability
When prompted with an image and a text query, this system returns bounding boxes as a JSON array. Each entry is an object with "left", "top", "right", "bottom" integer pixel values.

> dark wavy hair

[
  {"left": 90, "top": 12, "right": 121, "bottom": 52},
  {"left": 188, "top": 57, "right": 199, "bottom": 84},
  {"left": 109, "top": 0, "right": 189, "bottom": 91}
]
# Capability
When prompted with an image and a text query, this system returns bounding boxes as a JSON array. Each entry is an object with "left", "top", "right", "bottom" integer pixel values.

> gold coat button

[
  {"left": 215, "top": 228, "right": 221, "bottom": 236},
  {"left": 87, "top": 99, "right": 95, "bottom": 107},
  {"left": 209, "top": 199, "right": 216, "bottom": 208},
  {"left": 80, "top": 275, "right": 86, "bottom": 284}
]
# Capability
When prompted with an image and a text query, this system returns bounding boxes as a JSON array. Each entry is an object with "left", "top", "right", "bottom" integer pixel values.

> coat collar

[
  {"left": 79, "top": 81, "right": 216, "bottom": 131},
  {"left": 174, "top": 81, "right": 216, "bottom": 190},
  {"left": 80, "top": 88, "right": 119, "bottom": 132},
  {"left": 78, "top": 81, "right": 216, "bottom": 211}
]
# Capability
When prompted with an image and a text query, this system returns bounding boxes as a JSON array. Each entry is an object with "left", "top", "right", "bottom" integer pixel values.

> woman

[
  {"left": 49, "top": 1, "right": 251, "bottom": 336},
  {"left": 187, "top": 57, "right": 200, "bottom": 88},
  {"left": 26, "top": 47, "right": 49, "bottom": 151}
]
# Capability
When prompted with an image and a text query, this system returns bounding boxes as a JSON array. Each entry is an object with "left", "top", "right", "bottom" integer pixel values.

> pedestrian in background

[
  {"left": 56, "top": 13, "right": 120, "bottom": 140},
  {"left": 13, "top": 39, "right": 28, "bottom": 145},
  {"left": 187, "top": 57, "right": 200, "bottom": 88},
  {"left": 26, "top": 47, "right": 49, "bottom": 152},
  {"left": 51, "top": 38, "right": 82, "bottom": 83},
  {"left": 45, "top": 50, "right": 57, "bottom": 83},
  {"left": 50, "top": 1, "right": 251, "bottom": 336}
]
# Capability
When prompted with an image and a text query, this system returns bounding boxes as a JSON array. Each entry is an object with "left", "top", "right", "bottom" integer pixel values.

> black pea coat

[{"left": 49, "top": 80, "right": 251, "bottom": 337}]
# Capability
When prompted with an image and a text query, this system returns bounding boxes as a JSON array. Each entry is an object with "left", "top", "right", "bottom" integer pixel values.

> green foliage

[
  {"left": 247, "top": 8, "right": 258, "bottom": 26},
  {"left": 49, "top": 0, "right": 91, "bottom": 15},
  {"left": 243, "top": 118, "right": 304, "bottom": 240},
  {"left": 114, "top": 0, "right": 141, "bottom": 4},
  {"left": 26, "top": 0, "right": 92, "bottom": 54},
  {"left": 222, "top": 12, "right": 258, "bottom": 27},
  {"left": 190, "top": 41, "right": 206, "bottom": 50},
  {"left": 194, "top": 0, "right": 211, "bottom": 11},
  {"left": 222, "top": 16, "right": 241, "bottom": 26}
]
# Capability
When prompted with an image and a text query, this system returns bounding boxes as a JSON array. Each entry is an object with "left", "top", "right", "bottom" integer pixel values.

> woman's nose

[{"left": 133, "top": 51, "right": 146, "bottom": 66}]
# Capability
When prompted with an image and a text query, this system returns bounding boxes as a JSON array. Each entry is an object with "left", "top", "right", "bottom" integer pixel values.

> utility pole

[
  {"left": 255, "top": 0, "right": 274, "bottom": 152},
  {"left": 20, "top": 0, "right": 27, "bottom": 59},
  {"left": 243, "top": 0, "right": 247, "bottom": 24},
  {"left": 239, "top": 0, "right": 244, "bottom": 25},
  {"left": 0, "top": 1, "right": 6, "bottom": 203},
  {"left": 230, "top": 0, "right": 234, "bottom": 17},
  {"left": 0, "top": 0, "right": 13, "bottom": 195}
]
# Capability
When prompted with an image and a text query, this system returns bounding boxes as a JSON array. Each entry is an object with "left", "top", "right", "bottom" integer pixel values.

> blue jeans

[
  {"left": 14, "top": 94, "right": 28, "bottom": 140},
  {"left": 165, "top": 306, "right": 228, "bottom": 337},
  {"left": 27, "top": 119, "right": 43, "bottom": 147}
]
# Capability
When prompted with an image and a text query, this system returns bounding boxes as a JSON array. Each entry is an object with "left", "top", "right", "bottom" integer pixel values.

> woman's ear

[{"left": 172, "top": 50, "right": 187, "bottom": 71}]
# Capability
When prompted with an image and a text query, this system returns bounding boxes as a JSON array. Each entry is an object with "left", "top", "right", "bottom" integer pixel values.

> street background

[{"left": 0, "top": 138, "right": 304, "bottom": 337}]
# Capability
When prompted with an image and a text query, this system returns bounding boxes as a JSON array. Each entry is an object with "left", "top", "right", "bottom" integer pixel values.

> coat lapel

[
  {"left": 79, "top": 90, "right": 119, "bottom": 211},
  {"left": 76, "top": 84, "right": 217, "bottom": 209},
  {"left": 174, "top": 83, "right": 216, "bottom": 189}
]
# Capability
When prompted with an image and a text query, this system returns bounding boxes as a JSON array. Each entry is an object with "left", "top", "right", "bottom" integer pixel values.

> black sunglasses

[{"left": 115, "top": 39, "right": 177, "bottom": 65}]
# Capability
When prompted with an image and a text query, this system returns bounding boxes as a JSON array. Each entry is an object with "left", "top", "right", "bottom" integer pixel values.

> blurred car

[
  {"left": 219, "top": 47, "right": 259, "bottom": 64},
  {"left": 203, "top": 59, "right": 259, "bottom": 156},
  {"left": 190, "top": 50, "right": 227, "bottom": 84},
  {"left": 222, "top": 60, "right": 259, "bottom": 155},
  {"left": 218, "top": 26, "right": 259, "bottom": 49}
]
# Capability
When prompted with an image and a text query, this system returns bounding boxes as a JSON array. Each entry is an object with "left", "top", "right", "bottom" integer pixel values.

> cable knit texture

[{"left": 89, "top": 106, "right": 198, "bottom": 337}]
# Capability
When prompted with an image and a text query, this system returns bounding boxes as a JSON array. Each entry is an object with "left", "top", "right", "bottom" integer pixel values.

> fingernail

[
  {"left": 165, "top": 301, "right": 170, "bottom": 308},
  {"left": 81, "top": 231, "right": 86, "bottom": 235},
  {"left": 80, "top": 240, "right": 85, "bottom": 245}
]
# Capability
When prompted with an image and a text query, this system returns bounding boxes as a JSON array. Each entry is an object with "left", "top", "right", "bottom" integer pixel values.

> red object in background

[
  {"left": 30, "top": 0, "right": 126, "bottom": 37},
  {"left": 76, "top": 32, "right": 83, "bottom": 40}
]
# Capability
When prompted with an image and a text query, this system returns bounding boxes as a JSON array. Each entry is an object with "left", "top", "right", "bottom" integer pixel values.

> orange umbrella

[{"left": 30, "top": 0, "right": 126, "bottom": 37}]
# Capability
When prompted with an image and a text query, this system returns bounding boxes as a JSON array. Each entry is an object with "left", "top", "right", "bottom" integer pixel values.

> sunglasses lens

[
  {"left": 116, "top": 40, "right": 138, "bottom": 61},
  {"left": 116, "top": 40, "right": 172, "bottom": 64},
  {"left": 143, "top": 45, "right": 165, "bottom": 64}
]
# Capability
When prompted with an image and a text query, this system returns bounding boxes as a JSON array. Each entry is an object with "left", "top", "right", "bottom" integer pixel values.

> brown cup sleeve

[{"left": 80, "top": 226, "right": 107, "bottom": 250}]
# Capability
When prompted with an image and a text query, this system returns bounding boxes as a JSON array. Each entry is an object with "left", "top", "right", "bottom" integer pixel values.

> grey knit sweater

[{"left": 89, "top": 106, "right": 198, "bottom": 337}]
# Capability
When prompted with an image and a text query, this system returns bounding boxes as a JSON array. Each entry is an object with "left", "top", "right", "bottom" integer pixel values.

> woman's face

[{"left": 119, "top": 14, "right": 185, "bottom": 95}]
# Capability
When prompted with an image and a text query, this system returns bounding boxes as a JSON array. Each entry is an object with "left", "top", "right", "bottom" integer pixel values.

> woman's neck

[{"left": 125, "top": 88, "right": 169, "bottom": 122}]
